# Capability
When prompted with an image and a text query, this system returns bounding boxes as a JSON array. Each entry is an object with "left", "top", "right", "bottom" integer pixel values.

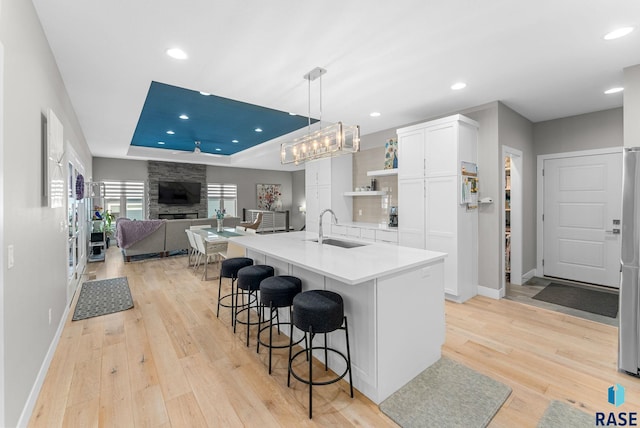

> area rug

[
  {"left": 532, "top": 282, "right": 618, "bottom": 318},
  {"left": 379, "top": 357, "right": 511, "bottom": 428},
  {"left": 537, "top": 400, "right": 593, "bottom": 427},
  {"left": 72, "top": 277, "right": 133, "bottom": 321}
]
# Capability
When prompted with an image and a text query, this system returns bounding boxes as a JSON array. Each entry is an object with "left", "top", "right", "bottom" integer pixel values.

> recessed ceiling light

[
  {"left": 232, "top": 139, "right": 239, "bottom": 143},
  {"left": 157, "top": 141, "right": 165, "bottom": 145},
  {"left": 215, "top": 148, "right": 222, "bottom": 151},
  {"left": 451, "top": 82, "right": 467, "bottom": 90},
  {"left": 289, "top": 112, "right": 297, "bottom": 116},
  {"left": 199, "top": 91, "right": 211, "bottom": 96},
  {"left": 179, "top": 114, "right": 189, "bottom": 120},
  {"left": 604, "top": 87, "right": 624, "bottom": 94},
  {"left": 604, "top": 27, "right": 635, "bottom": 40},
  {"left": 255, "top": 128, "right": 263, "bottom": 132},
  {"left": 370, "top": 112, "right": 381, "bottom": 117},
  {"left": 166, "top": 48, "right": 188, "bottom": 60},
  {"left": 166, "top": 130, "right": 175, "bottom": 135}
]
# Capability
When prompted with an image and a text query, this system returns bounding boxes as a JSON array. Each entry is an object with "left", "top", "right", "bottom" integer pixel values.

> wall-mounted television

[{"left": 158, "top": 181, "right": 201, "bottom": 205}]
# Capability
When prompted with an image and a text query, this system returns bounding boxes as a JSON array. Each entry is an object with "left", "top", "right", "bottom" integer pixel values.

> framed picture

[
  {"left": 257, "top": 184, "right": 282, "bottom": 211},
  {"left": 47, "top": 108, "right": 65, "bottom": 208}
]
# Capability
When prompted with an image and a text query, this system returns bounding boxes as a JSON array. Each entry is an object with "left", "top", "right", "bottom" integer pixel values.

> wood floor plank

[
  {"left": 28, "top": 247, "right": 640, "bottom": 427},
  {"left": 98, "top": 341, "right": 135, "bottom": 426},
  {"left": 165, "top": 392, "right": 209, "bottom": 428}
]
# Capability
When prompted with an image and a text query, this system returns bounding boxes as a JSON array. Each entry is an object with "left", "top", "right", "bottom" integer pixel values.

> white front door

[{"left": 543, "top": 152, "right": 622, "bottom": 287}]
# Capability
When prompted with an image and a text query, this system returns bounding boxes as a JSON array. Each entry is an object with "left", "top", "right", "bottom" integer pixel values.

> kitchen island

[{"left": 229, "top": 231, "right": 446, "bottom": 404}]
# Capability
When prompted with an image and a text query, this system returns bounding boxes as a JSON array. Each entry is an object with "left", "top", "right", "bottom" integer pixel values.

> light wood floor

[{"left": 29, "top": 247, "right": 640, "bottom": 427}]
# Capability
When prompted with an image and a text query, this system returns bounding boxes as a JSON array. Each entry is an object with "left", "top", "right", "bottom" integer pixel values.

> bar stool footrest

[{"left": 289, "top": 347, "right": 351, "bottom": 387}]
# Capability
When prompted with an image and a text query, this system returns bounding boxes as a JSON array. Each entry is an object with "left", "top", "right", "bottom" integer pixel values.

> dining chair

[
  {"left": 190, "top": 224, "right": 212, "bottom": 230},
  {"left": 239, "top": 212, "right": 263, "bottom": 232},
  {"left": 193, "top": 232, "right": 227, "bottom": 280},
  {"left": 185, "top": 229, "right": 199, "bottom": 267}
]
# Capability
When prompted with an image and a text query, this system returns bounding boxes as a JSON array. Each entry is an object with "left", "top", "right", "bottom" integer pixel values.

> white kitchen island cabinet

[
  {"left": 229, "top": 231, "right": 446, "bottom": 404},
  {"left": 397, "top": 114, "right": 479, "bottom": 303}
]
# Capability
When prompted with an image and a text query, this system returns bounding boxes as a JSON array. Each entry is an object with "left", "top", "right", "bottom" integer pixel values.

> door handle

[{"left": 605, "top": 229, "right": 620, "bottom": 234}]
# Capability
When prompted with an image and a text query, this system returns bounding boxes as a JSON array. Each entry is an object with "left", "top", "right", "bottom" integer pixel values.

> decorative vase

[{"left": 217, "top": 218, "right": 223, "bottom": 232}]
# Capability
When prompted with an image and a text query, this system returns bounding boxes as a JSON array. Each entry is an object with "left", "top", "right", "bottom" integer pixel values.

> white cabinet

[
  {"left": 305, "top": 155, "right": 352, "bottom": 233},
  {"left": 398, "top": 114, "right": 479, "bottom": 302}
]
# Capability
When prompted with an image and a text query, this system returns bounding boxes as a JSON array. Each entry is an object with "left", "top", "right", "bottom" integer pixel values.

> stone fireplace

[{"left": 147, "top": 161, "right": 207, "bottom": 219}]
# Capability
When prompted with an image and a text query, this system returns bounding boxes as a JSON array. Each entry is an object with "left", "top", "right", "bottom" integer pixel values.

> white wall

[
  {"left": 624, "top": 65, "right": 640, "bottom": 147},
  {"left": 0, "top": 0, "right": 92, "bottom": 425}
]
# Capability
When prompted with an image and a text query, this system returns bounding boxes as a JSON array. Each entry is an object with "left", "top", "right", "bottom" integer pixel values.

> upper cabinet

[
  {"left": 397, "top": 114, "right": 479, "bottom": 303},
  {"left": 305, "top": 157, "right": 332, "bottom": 187},
  {"left": 304, "top": 155, "right": 353, "bottom": 233}
]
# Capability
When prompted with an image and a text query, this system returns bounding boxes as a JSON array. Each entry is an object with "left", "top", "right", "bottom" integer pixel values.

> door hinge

[
  {"left": 542, "top": 214, "right": 544, "bottom": 221},
  {"left": 542, "top": 259, "right": 545, "bottom": 266},
  {"left": 542, "top": 169, "right": 544, "bottom": 176}
]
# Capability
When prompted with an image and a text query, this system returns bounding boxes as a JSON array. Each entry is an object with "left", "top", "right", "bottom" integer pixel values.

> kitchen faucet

[{"left": 318, "top": 208, "right": 338, "bottom": 245}]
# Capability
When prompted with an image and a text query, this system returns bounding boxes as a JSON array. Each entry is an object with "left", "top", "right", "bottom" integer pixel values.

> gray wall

[
  {"left": 92, "top": 157, "right": 298, "bottom": 225},
  {"left": 498, "top": 103, "right": 536, "bottom": 277},
  {"left": 93, "top": 157, "right": 148, "bottom": 181},
  {"left": 461, "top": 103, "right": 501, "bottom": 290},
  {"left": 291, "top": 169, "right": 305, "bottom": 230},
  {"left": 533, "top": 108, "right": 623, "bottom": 155},
  {"left": 0, "top": 0, "right": 92, "bottom": 425},
  {"left": 206, "top": 165, "right": 294, "bottom": 222},
  {"left": 625, "top": 65, "right": 640, "bottom": 146}
]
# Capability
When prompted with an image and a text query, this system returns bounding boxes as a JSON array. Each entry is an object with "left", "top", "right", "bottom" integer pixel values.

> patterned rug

[
  {"left": 380, "top": 357, "right": 511, "bottom": 427},
  {"left": 72, "top": 277, "right": 134, "bottom": 321}
]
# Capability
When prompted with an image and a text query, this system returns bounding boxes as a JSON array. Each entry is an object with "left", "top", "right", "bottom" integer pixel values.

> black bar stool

[
  {"left": 257, "top": 275, "right": 307, "bottom": 374},
  {"left": 288, "top": 289, "right": 354, "bottom": 419},
  {"left": 217, "top": 257, "right": 254, "bottom": 326},
  {"left": 235, "top": 265, "right": 274, "bottom": 346}
]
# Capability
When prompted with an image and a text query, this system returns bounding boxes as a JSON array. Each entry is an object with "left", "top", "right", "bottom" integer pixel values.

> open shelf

[
  {"left": 366, "top": 168, "right": 398, "bottom": 177},
  {"left": 343, "top": 191, "right": 388, "bottom": 196}
]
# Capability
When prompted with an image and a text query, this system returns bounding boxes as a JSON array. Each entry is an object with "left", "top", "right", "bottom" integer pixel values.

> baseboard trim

[
  {"left": 522, "top": 268, "right": 536, "bottom": 283},
  {"left": 477, "top": 285, "right": 503, "bottom": 300},
  {"left": 16, "top": 302, "right": 71, "bottom": 427}
]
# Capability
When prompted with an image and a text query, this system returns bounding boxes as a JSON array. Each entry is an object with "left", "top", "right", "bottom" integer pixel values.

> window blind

[
  {"left": 103, "top": 181, "right": 145, "bottom": 198},
  {"left": 207, "top": 183, "right": 237, "bottom": 198}
]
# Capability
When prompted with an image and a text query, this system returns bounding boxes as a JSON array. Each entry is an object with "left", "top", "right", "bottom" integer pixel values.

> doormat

[
  {"left": 537, "top": 400, "right": 593, "bottom": 427},
  {"left": 532, "top": 282, "right": 618, "bottom": 318},
  {"left": 379, "top": 357, "right": 511, "bottom": 428},
  {"left": 72, "top": 277, "right": 133, "bottom": 321}
]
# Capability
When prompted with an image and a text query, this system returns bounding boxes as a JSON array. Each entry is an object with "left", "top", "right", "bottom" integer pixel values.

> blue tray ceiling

[{"left": 131, "top": 81, "right": 317, "bottom": 155}]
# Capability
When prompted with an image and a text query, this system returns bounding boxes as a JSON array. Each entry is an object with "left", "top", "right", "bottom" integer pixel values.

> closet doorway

[{"left": 503, "top": 146, "right": 523, "bottom": 293}]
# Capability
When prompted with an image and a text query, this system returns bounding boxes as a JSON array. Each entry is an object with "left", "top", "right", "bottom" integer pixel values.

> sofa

[{"left": 116, "top": 217, "right": 241, "bottom": 261}]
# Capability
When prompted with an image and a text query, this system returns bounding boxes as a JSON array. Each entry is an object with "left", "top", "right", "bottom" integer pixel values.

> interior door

[{"left": 543, "top": 152, "right": 622, "bottom": 287}]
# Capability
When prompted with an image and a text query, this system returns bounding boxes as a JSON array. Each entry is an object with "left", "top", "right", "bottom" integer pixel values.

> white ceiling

[{"left": 32, "top": 0, "right": 640, "bottom": 171}]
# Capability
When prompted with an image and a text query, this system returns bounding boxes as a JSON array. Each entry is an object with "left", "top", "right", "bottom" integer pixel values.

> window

[
  {"left": 208, "top": 183, "right": 237, "bottom": 217},
  {"left": 103, "top": 180, "right": 145, "bottom": 220}
]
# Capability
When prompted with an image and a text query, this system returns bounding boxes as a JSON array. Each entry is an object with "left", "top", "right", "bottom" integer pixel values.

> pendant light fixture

[{"left": 281, "top": 67, "right": 360, "bottom": 165}]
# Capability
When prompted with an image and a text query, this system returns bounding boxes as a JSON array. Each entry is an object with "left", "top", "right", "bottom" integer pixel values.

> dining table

[{"left": 191, "top": 227, "right": 245, "bottom": 280}]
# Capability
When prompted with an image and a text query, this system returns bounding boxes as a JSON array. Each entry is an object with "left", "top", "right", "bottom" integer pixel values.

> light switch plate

[{"left": 8, "top": 244, "right": 14, "bottom": 269}]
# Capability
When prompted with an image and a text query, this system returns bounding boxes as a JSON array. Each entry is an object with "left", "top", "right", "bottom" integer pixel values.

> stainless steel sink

[{"left": 308, "top": 238, "right": 369, "bottom": 248}]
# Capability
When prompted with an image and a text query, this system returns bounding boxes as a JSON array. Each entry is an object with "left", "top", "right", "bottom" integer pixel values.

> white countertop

[{"left": 229, "top": 231, "right": 446, "bottom": 285}]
